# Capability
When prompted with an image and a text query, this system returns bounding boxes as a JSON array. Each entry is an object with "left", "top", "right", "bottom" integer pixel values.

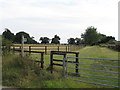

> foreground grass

[
  {"left": 3, "top": 54, "right": 96, "bottom": 88},
  {"left": 2, "top": 46, "right": 119, "bottom": 88}
]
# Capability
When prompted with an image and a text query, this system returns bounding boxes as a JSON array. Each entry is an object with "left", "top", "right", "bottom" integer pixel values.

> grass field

[
  {"left": 11, "top": 44, "right": 84, "bottom": 54},
  {"left": 2, "top": 46, "right": 119, "bottom": 88}
]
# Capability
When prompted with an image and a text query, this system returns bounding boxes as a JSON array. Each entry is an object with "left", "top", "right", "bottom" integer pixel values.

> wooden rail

[
  {"left": 13, "top": 49, "right": 44, "bottom": 69},
  {"left": 50, "top": 51, "right": 79, "bottom": 73},
  {"left": 11, "top": 44, "right": 84, "bottom": 54}
]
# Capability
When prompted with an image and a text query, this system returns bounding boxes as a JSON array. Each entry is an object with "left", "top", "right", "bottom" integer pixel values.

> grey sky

[{"left": 0, "top": 0, "right": 119, "bottom": 43}]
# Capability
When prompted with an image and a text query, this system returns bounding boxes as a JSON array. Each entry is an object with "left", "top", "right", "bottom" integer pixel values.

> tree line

[
  {"left": 2, "top": 26, "right": 116, "bottom": 46},
  {"left": 68, "top": 26, "right": 116, "bottom": 45}
]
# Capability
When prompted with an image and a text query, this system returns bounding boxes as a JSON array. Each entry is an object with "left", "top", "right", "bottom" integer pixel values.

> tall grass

[{"left": 2, "top": 53, "right": 83, "bottom": 88}]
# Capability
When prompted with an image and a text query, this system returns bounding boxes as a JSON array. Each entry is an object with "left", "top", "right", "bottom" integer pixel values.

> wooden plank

[
  {"left": 50, "top": 53, "right": 53, "bottom": 73},
  {"left": 31, "top": 46, "right": 45, "bottom": 47},
  {"left": 51, "top": 51, "right": 79, "bottom": 54},
  {"left": 52, "top": 53, "right": 66, "bottom": 55},
  {"left": 24, "top": 50, "right": 44, "bottom": 53},
  {"left": 14, "top": 49, "right": 44, "bottom": 54},
  {"left": 53, "top": 59, "right": 63, "bottom": 62},
  {"left": 31, "top": 48, "right": 45, "bottom": 50},
  {"left": 34, "top": 60, "right": 44, "bottom": 63},
  {"left": 34, "top": 61, "right": 42, "bottom": 63},
  {"left": 41, "top": 53, "right": 44, "bottom": 68},
  {"left": 53, "top": 63, "right": 63, "bottom": 66},
  {"left": 45, "top": 46, "right": 47, "bottom": 54},
  {"left": 76, "top": 53, "right": 79, "bottom": 73}
]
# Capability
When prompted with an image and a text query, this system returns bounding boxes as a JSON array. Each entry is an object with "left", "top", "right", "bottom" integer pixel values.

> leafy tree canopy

[
  {"left": 51, "top": 35, "right": 60, "bottom": 44},
  {"left": 81, "top": 26, "right": 116, "bottom": 45},
  {"left": 81, "top": 26, "right": 99, "bottom": 45},
  {"left": 39, "top": 37, "right": 50, "bottom": 44},
  {"left": 15, "top": 31, "right": 38, "bottom": 44},
  {"left": 75, "top": 38, "right": 82, "bottom": 45},
  {"left": 2, "top": 28, "right": 15, "bottom": 42},
  {"left": 2, "top": 29, "right": 38, "bottom": 44},
  {"left": 68, "top": 38, "right": 76, "bottom": 44}
]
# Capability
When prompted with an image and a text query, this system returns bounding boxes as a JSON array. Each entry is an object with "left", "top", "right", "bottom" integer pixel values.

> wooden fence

[
  {"left": 50, "top": 51, "right": 79, "bottom": 73},
  {"left": 13, "top": 49, "right": 44, "bottom": 69},
  {"left": 11, "top": 44, "right": 84, "bottom": 54}
]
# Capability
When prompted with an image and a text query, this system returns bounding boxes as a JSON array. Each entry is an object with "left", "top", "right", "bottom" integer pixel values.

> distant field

[{"left": 11, "top": 44, "right": 84, "bottom": 54}]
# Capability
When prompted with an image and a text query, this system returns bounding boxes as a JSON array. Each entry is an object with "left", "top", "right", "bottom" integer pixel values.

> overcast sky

[{"left": 0, "top": 0, "right": 119, "bottom": 43}]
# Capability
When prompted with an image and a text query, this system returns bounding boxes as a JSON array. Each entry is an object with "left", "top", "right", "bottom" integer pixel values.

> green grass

[
  {"left": 2, "top": 46, "right": 119, "bottom": 88},
  {"left": 66, "top": 46, "right": 119, "bottom": 88}
]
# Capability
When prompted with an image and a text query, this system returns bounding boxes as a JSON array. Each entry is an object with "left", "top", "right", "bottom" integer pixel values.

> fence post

[
  {"left": 63, "top": 58, "right": 66, "bottom": 77},
  {"left": 58, "top": 46, "right": 59, "bottom": 51},
  {"left": 19, "top": 46, "right": 21, "bottom": 56},
  {"left": 50, "top": 52, "right": 53, "bottom": 73},
  {"left": 41, "top": 53, "right": 44, "bottom": 69},
  {"left": 13, "top": 45, "right": 15, "bottom": 53},
  {"left": 21, "top": 35, "right": 24, "bottom": 57},
  {"left": 29, "top": 46, "right": 31, "bottom": 55},
  {"left": 45, "top": 46, "right": 47, "bottom": 54},
  {"left": 63, "top": 54, "right": 67, "bottom": 76},
  {"left": 66, "top": 46, "right": 67, "bottom": 52},
  {"left": 68, "top": 45, "right": 69, "bottom": 51},
  {"left": 75, "top": 53, "right": 79, "bottom": 73},
  {"left": 19, "top": 46, "right": 21, "bottom": 50}
]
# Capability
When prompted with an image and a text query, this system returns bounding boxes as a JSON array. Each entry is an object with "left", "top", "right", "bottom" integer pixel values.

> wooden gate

[{"left": 50, "top": 51, "right": 79, "bottom": 73}]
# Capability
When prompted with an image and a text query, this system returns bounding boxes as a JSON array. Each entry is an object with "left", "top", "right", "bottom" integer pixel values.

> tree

[
  {"left": 100, "top": 36, "right": 115, "bottom": 44},
  {"left": 81, "top": 26, "right": 99, "bottom": 45},
  {"left": 2, "top": 35, "right": 12, "bottom": 46},
  {"left": 51, "top": 35, "right": 60, "bottom": 44},
  {"left": 39, "top": 37, "right": 50, "bottom": 44},
  {"left": 68, "top": 38, "right": 76, "bottom": 44},
  {"left": 2, "top": 28, "right": 15, "bottom": 42},
  {"left": 97, "top": 33, "right": 106, "bottom": 43},
  {"left": 14, "top": 31, "right": 38, "bottom": 44},
  {"left": 2, "top": 35, "right": 13, "bottom": 53},
  {"left": 75, "top": 38, "right": 82, "bottom": 45}
]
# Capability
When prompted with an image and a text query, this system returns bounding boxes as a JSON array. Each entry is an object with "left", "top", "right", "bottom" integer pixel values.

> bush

[{"left": 2, "top": 36, "right": 13, "bottom": 55}]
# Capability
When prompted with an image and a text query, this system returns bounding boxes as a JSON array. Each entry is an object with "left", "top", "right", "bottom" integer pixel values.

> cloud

[{"left": 0, "top": 0, "right": 119, "bottom": 42}]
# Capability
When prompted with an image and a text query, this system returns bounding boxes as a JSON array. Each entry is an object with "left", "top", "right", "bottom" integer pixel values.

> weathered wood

[
  {"left": 11, "top": 45, "right": 83, "bottom": 55},
  {"left": 21, "top": 35, "right": 24, "bottom": 57},
  {"left": 45, "top": 46, "right": 47, "bottom": 54},
  {"left": 53, "top": 59, "right": 63, "bottom": 62},
  {"left": 66, "top": 46, "right": 67, "bottom": 52},
  {"left": 30, "top": 48, "right": 45, "bottom": 50},
  {"left": 29, "top": 46, "right": 31, "bottom": 55},
  {"left": 14, "top": 50, "right": 44, "bottom": 54},
  {"left": 58, "top": 46, "right": 59, "bottom": 51},
  {"left": 50, "top": 53, "right": 53, "bottom": 73},
  {"left": 76, "top": 53, "right": 79, "bottom": 73},
  {"left": 12, "top": 49, "right": 44, "bottom": 69},
  {"left": 53, "top": 63, "right": 63, "bottom": 66},
  {"left": 50, "top": 51, "right": 79, "bottom": 74},
  {"left": 34, "top": 60, "right": 44, "bottom": 63},
  {"left": 51, "top": 51, "right": 79, "bottom": 54},
  {"left": 12, "top": 45, "right": 15, "bottom": 53},
  {"left": 41, "top": 53, "right": 44, "bottom": 68},
  {"left": 51, "top": 53, "right": 66, "bottom": 55}
]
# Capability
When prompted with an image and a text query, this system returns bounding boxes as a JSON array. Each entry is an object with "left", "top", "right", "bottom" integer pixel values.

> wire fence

[{"left": 63, "top": 57, "right": 120, "bottom": 88}]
